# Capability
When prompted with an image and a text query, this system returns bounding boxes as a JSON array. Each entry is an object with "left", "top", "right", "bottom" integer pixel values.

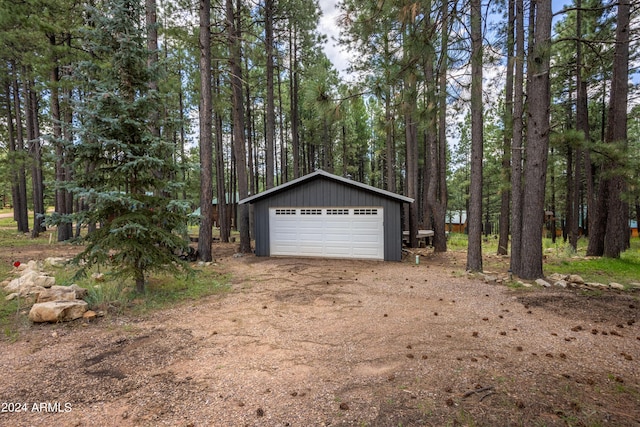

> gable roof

[{"left": 239, "top": 169, "right": 414, "bottom": 204}]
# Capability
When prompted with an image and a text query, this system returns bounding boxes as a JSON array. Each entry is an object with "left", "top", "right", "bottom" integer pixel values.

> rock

[
  {"left": 44, "top": 257, "right": 69, "bottom": 267},
  {"left": 33, "top": 275, "right": 55, "bottom": 288},
  {"left": 568, "top": 274, "right": 585, "bottom": 284},
  {"left": 549, "top": 273, "right": 568, "bottom": 282},
  {"left": 5, "top": 292, "right": 18, "bottom": 301},
  {"left": 535, "top": 278, "right": 552, "bottom": 288},
  {"left": 586, "top": 282, "right": 608, "bottom": 289},
  {"left": 5, "top": 270, "right": 40, "bottom": 292},
  {"left": 35, "top": 284, "right": 87, "bottom": 303},
  {"left": 479, "top": 273, "right": 497, "bottom": 283},
  {"left": 28, "top": 300, "right": 88, "bottom": 323},
  {"left": 36, "top": 286, "right": 78, "bottom": 303},
  {"left": 83, "top": 310, "right": 97, "bottom": 320},
  {"left": 69, "top": 284, "right": 88, "bottom": 299},
  {"left": 609, "top": 282, "right": 625, "bottom": 290},
  {"left": 553, "top": 279, "right": 568, "bottom": 288}
]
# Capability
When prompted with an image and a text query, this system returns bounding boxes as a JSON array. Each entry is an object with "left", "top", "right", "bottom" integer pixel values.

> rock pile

[
  {"left": 543, "top": 273, "right": 628, "bottom": 290},
  {"left": 477, "top": 271, "right": 636, "bottom": 291},
  {"left": 2, "top": 259, "right": 89, "bottom": 323}
]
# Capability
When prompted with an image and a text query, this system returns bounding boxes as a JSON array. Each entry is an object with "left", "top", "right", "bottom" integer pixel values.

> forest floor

[{"left": 0, "top": 241, "right": 639, "bottom": 427}]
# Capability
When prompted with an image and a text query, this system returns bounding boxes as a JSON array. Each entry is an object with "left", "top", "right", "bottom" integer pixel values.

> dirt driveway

[{"left": 1, "top": 246, "right": 639, "bottom": 426}]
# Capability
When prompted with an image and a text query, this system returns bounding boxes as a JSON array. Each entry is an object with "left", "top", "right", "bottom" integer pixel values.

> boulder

[
  {"left": 36, "top": 286, "right": 78, "bottom": 303},
  {"left": 83, "top": 310, "right": 97, "bottom": 320},
  {"left": 549, "top": 273, "right": 568, "bottom": 282},
  {"left": 586, "top": 282, "right": 608, "bottom": 289},
  {"left": 5, "top": 270, "right": 40, "bottom": 293},
  {"left": 33, "top": 275, "right": 55, "bottom": 288},
  {"left": 535, "top": 278, "right": 552, "bottom": 287},
  {"left": 44, "top": 257, "right": 69, "bottom": 267},
  {"left": 553, "top": 279, "right": 568, "bottom": 288},
  {"left": 609, "top": 282, "right": 625, "bottom": 290},
  {"left": 28, "top": 300, "right": 88, "bottom": 323},
  {"left": 568, "top": 274, "right": 585, "bottom": 285}
]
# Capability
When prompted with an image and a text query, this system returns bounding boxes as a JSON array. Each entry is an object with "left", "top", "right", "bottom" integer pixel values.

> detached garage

[{"left": 239, "top": 170, "right": 413, "bottom": 261}]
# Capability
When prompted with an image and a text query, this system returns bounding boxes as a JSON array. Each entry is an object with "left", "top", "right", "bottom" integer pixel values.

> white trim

[{"left": 239, "top": 169, "right": 413, "bottom": 204}]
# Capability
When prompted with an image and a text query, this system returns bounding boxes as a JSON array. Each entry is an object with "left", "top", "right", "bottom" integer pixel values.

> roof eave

[{"left": 238, "top": 169, "right": 414, "bottom": 204}]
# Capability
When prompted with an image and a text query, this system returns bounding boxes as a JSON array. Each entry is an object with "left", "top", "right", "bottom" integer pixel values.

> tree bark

[
  {"left": 227, "top": 0, "right": 251, "bottom": 253},
  {"left": 214, "top": 61, "right": 230, "bottom": 242},
  {"left": 11, "top": 66, "right": 30, "bottom": 234},
  {"left": 24, "top": 78, "right": 45, "bottom": 237},
  {"left": 602, "top": 0, "right": 630, "bottom": 258},
  {"left": 498, "top": 0, "right": 515, "bottom": 256},
  {"left": 467, "top": 0, "right": 483, "bottom": 272},
  {"left": 587, "top": 0, "right": 630, "bottom": 257},
  {"left": 264, "top": 0, "right": 275, "bottom": 189},
  {"left": 519, "top": 0, "right": 552, "bottom": 280},
  {"left": 571, "top": 0, "right": 588, "bottom": 250},
  {"left": 428, "top": 0, "right": 448, "bottom": 253},
  {"left": 198, "top": 0, "right": 214, "bottom": 261},
  {"left": 50, "top": 35, "right": 73, "bottom": 242},
  {"left": 289, "top": 26, "right": 301, "bottom": 179},
  {"left": 510, "top": 0, "right": 525, "bottom": 275},
  {"left": 405, "top": 76, "right": 419, "bottom": 249}
]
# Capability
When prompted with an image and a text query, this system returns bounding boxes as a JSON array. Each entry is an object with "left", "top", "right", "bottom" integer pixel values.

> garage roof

[{"left": 238, "top": 169, "right": 414, "bottom": 205}]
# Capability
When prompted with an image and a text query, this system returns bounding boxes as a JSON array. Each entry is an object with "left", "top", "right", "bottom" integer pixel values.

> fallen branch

[
  {"left": 479, "top": 391, "right": 495, "bottom": 402},
  {"left": 463, "top": 386, "right": 494, "bottom": 398}
]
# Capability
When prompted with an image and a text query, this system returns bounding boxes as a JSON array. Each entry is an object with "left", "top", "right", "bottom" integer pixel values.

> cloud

[{"left": 317, "top": 0, "right": 350, "bottom": 77}]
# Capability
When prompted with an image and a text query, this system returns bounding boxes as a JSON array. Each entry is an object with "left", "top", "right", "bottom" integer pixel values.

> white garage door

[{"left": 269, "top": 207, "right": 384, "bottom": 260}]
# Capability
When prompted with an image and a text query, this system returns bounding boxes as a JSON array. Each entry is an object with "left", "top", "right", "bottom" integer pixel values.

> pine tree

[{"left": 71, "top": 0, "right": 189, "bottom": 293}]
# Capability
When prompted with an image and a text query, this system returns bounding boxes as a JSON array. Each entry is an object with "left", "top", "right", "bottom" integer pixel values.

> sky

[{"left": 317, "top": 0, "right": 349, "bottom": 77}]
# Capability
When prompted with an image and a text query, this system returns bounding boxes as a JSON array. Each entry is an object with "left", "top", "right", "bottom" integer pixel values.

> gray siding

[{"left": 252, "top": 177, "right": 404, "bottom": 261}]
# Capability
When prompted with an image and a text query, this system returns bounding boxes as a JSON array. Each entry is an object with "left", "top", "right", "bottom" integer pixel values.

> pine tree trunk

[
  {"left": 4, "top": 76, "right": 21, "bottom": 230},
  {"left": 519, "top": 0, "right": 552, "bottom": 280},
  {"left": 571, "top": 0, "right": 588, "bottom": 250},
  {"left": 498, "top": 0, "right": 514, "bottom": 256},
  {"left": 214, "top": 61, "right": 230, "bottom": 243},
  {"left": 384, "top": 87, "right": 396, "bottom": 193},
  {"left": 602, "top": 0, "right": 631, "bottom": 258},
  {"left": 11, "top": 67, "right": 30, "bottom": 234},
  {"left": 289, "top": 27, "right": 300, "bottom": 179},
  {"left": 510, "top": 0, "right": 525, "bottom": 276},
  {"left": 50, "top": 36, "right": 73, "bottom": 242},
  {"left": 467, "top": 0, "right": 483, "bottom": 272},
  {"left": 227, "top": 0, "right": 251, "bottom": 253},
  {"left": 24, "top": 78, "right": 45, "bottom": 237},
  {"left": 198, "top": 0, "right": 214, "bottom": 262},
  {"left": 587, "top": 1, "right": 630, "bottom": 257},
  {"left": 405, "top": 79, "right": 419, "bottom": 249},
  {"left": 264, "top": 0, "right": 275, "bottom": 189}
]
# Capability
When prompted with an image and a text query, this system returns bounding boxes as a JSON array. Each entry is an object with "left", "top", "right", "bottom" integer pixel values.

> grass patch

[
  {"left": 446, "top": 233, "right": 640, "bottom": 287},
  {"left": 66, "top": 266, "right": 230, "bottom": 314},
  {"left": 544, "top": 239, "right": 640, "bottom": 286},
  {"left": 0, "top": 296, "right": 22, "bottom": 342},
  {"left": 0, "top": 263, "right": 230, "bottom": 339}
]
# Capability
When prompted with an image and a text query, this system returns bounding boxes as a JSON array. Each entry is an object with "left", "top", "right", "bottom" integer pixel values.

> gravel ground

[{"left": 1, "top": 246, "right": 639, "bottom": 426}]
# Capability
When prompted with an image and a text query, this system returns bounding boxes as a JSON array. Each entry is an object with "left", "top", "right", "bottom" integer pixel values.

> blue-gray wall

[{"left": 251, "top": 177, "right": 404, "bottom": 261}]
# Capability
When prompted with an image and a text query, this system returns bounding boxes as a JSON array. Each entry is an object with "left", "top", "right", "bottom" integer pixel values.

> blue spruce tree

[{"left": 71, "top": 0, "right": 189, "bottom": 292}]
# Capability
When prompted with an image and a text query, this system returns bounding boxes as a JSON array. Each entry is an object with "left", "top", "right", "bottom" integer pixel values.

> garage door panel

[{"left": 269, "top": 207, "right": 384, "bottom": 260}]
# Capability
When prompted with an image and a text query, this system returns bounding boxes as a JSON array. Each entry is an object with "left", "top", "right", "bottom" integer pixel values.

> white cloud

[{"left": 317, "top": 0, "right": 351, "bottom": 77}]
